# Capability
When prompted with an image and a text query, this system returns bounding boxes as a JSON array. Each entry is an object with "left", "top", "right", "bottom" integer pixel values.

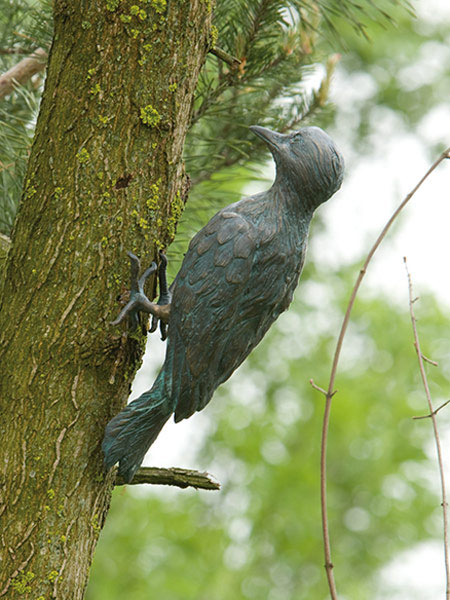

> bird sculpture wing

[{"left": 165, "top": 207, "right": 262, "bottom": 422}]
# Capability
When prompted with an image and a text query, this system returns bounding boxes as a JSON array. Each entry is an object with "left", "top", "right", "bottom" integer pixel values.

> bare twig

[
  {"left": 13, "top": 31, "right": 41, "bottom": 45},
  {"left": 422, "top": 354, "right": 439, "bottom": 366},
  {"left": 115, "top": 466, "right": 220, "bottom": 491},
  {"left": 309, "top": 379, "right": 328, "bottom": 396},
  {"left": 412, "top": 399, "right": 450, "bottom": 420},
  {"left": 404, "top": 258, "right": 450, "bottom": 599},
  {"left": 0, "top": 47, "right": 47, "bottom": 100},
  {"left": 209, "top": 46, "right": 241, "bottom": 67},
  {"left": 311, "top": 147, "right": 450, "bottom": 600},
  {"left": 0, "top": 48, "right": 29, "bottom": 55}
]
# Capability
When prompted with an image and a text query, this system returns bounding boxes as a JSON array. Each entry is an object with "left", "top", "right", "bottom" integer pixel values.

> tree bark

[{"left": 0, "top": 1, "right": 212, "bottom": 598}]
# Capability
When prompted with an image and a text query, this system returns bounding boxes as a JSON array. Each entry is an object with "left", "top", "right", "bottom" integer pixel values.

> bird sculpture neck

[{"left": 270, "top": 175, "right": 315, "bottom": 231}]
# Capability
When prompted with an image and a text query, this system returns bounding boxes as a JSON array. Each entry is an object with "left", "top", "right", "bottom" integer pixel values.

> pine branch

[
  {"left": 191, "top": 63, "right": 240, "bottom": 126},
  {"left": 242, "top": 0, "right": 276, "bottom": 58},
  {"left": 189, "top": 53, "right": 338, "bottom": 187}
]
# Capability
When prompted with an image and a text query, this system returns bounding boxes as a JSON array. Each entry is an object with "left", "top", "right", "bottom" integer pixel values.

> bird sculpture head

[{"left": 250, "top": 125, "right": 344, "bottom": 211}]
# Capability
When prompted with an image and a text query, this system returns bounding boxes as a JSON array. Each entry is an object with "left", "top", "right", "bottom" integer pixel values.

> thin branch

[
  {"left": 13, "top": 30, "right": 41, "bottom": 45},
  {"left": 209, "top": 46, "right": 241, "bottom": 67},
  {"left": 412, "top": 399, "right": 450, "bottom": 421},
  {"left": 422, "top": 354, "right": 439, "bottom": 367},
  {"left": 312, "top": 146, "right": 450, "bottom": 600},
  {"left": 0, "top": 48, "right": 47, "bottom": 100},
  {"left": 0, "top": 48, "right": 29, "bottom": 55},
  {"left": 115, "top": 466, "right": 220, "bottom": 491},
  {"left": 309, "top": 378, "right": 328, "bottom": 396},
  {"left": 404, "top": 258, "right": 450, "bottom": 599},
  {"left": 192, "top": 1, "right": 287, "bottom": 127}
]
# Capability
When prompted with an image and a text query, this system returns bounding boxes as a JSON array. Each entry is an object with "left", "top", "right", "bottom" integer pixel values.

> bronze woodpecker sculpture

[{"left": 103, "top": 125, "right": 345, "bottom": 482}]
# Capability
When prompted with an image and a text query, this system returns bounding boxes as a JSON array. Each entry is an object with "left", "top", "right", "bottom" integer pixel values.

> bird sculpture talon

[
  {"left": 152, "top": 251, "right": 171, "bottom": 340},
  {"left": 110, "top": 251, "right": 171, "bottom": 336}
]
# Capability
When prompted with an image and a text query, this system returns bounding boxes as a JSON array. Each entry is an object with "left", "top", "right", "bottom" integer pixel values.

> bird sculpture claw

[{"left": 111, "top": 251, "right": 171, "bottom": 340}]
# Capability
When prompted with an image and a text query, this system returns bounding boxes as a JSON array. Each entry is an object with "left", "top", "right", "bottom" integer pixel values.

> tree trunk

[{"left": 0, "top": 1, "right": 212, "bottom": 598}]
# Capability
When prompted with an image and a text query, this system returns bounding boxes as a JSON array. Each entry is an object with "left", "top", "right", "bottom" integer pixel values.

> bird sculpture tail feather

[{"left": 102, "top": 379, "right": 171, "bottom": 483}]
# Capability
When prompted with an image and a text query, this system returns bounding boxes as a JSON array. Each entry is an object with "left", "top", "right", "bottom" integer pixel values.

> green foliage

[
  {"left": 0, "top": 0, "right": 52, "bottom": 234},
  {"left": 0, "top": 85, "right": 39, "bottom": 233},
  {"left": 174, "top": 0, "right": 420, "bottom": 272},
  {"left": 187, "top": 0, "right": 413, "bottom": 185},
  {"left": 334, "top": 5, "right": 450, "bottom": 154},
  {"left": 0, "top": 0, "right": 52, "bottom": 55},
  {"left": 0, "top": 0, "right": 413, "bottom": 236},
  {"left": 312, "top": 0, "right": 414, "bottom": 41}
]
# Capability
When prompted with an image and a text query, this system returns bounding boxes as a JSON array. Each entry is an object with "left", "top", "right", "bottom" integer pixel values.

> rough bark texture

[{"left": 0, "top": 1, "right": 212, "bottom": 598}]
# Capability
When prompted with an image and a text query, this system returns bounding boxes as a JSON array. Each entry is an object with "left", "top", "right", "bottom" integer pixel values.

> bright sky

[{"left": 318, "top": 74, "right": 450, "bottom": 310}]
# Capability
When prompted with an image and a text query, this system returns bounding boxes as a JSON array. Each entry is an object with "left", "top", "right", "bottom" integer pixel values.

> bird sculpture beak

[{"left": 250, "top": 125, "right": 284, "bottom": 151}]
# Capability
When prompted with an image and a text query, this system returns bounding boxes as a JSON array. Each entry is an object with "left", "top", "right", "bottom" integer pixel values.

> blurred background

[{"left": 2, "top": 1, "right": 450, "bottom": 598}]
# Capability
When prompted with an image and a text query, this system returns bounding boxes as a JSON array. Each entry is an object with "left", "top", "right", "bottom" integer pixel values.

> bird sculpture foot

[
  {"left": 148, "top": 251, "right": 171, "bottom": 340},
  {"left": 111, "top": 251, "right": 171, "bottom": 339}
]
